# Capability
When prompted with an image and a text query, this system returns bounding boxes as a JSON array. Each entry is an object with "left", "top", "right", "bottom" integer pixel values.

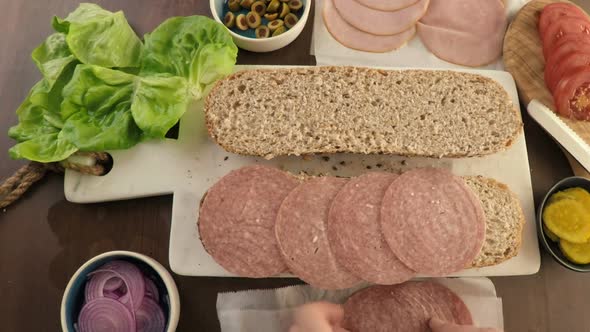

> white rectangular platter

[{"left": 64, "top": 65, "right": 540, "bottom": 277}]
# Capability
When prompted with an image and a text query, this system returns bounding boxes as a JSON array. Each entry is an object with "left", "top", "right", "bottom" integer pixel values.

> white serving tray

[{"left": 64, "top": 65, "right": 540, "bottom": 277}]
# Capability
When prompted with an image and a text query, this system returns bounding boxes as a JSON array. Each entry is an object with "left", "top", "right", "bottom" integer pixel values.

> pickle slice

[
  {"left": 560, "top": 239, "right": 590, "bottom": 264},
  {"left": 543, "top": 198, "right": 590, "bottom": 244}
]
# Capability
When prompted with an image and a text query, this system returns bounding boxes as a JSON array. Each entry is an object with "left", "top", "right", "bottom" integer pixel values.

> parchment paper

[{"left": 217, "top": 278, "right": 503, "bottom": 332}]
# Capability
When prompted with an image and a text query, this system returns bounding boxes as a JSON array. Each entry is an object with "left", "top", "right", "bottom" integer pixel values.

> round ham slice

[
  {"left": 417, "top": 23, "right": 504, "bottom": 67},
  {"left": 333, "top": 0, "right": 429, "bottom": 36},
  {"left": 355, "top": 0, "right": 419, "bottom": 11},
  {"left": 275, "top": 177, "right": 361, "bottom": 290},
  {"left": 419, "top": 0, "right": 506, "bottom": 36},
  {"left": 343, "top": 281, "right": 473, "bottom": 332},
  {"left": 323, "top": 0, "right": 416, "bottom": 53},
  {"left": 198, "top": 165, "right": 299, "bottom": 278},
  {"left": 328, "top": 172, "right": 415, "bottom": 285},
  {"left": 380, "top": 168, "right": 486, "bottom": 276}
]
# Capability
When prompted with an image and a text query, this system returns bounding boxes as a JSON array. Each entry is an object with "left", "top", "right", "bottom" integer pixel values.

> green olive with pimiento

[
  {"left": 224, "top": 12, "right": 236, "bottom": 28},
  {"left": 279, "top": 3, "right": 290, "bottom": 18},
  {"left": 272, "top": 25, "right": 287, "bottom": 37},
  {"left": 284, "top": 13, "right": 298, "bottom": 28},
  {"left": 251, "top": 1, "right": 267, "bottom": 15},
  {"left": 267, "top": 19, "right": 284, "bottom": 31},
  {"left": 264, "top": 13, "right": 278, "bottom": 20},
  {"left": 267, "top": 0, "right": 280, "bottom": 13},
  {"left": 246, "top": 11, "right": 262, "bottom": 28},
  {"left": 236, "top": 13, "right": 249, "bottom": 30},
  {"left": 255, "top": 25, "right": 270, "bottom": 38},
  {"left": 240, "top": 0, "right": 254, "bottom": 9},
  {"left": 288, "top": 0, "right": 302, "bottom": 11},
  {"left": 228, "top": 0, "right": 241, "bottom": 11}
]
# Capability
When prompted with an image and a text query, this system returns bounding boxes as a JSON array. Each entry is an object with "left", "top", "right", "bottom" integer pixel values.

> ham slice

[
  {"left": 418, "top": 0, "right": 507, "bottom": 66},
  {"left": 417, "top": 22, "right": 504, "bottom": 67},
  {"left": 355, "top": 0, "right": 419, "bottom": 11},
  {"left": 323, "top": 0, "right": 416, "bottom": 53},
  {"left": 420, "top": 0, "right": 506, "bottom": 35},
  {"left": 333, "top": 0, "right": 429, "bottom": 36}
]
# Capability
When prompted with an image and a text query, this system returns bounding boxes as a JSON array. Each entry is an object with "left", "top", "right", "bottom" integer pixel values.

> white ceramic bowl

[
  {"left": 210, "top": 0, "right": 311, "bottom": 52},
  {"left": 60, "top": 251, "right": 180, "bottom": 332}
]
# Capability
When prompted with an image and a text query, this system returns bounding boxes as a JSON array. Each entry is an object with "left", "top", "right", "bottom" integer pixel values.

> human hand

[{"left": 289, "top": 301, "right": 350, "bottom": 332}]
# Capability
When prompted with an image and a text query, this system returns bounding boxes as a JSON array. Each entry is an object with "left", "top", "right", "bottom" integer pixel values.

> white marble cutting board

[{"left": 64, "top": 65, "right": 541, "bottom": 277}]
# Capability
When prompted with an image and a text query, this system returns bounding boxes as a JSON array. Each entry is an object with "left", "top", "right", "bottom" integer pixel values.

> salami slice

[
  {"left": 343, "top": 281, "right": 473, "bottom": 332},
  {"left": 275, "top": 177, "right": 361, "bottom": 290},
  {"left": 328, "top": 172, "right": 415, "bottom": 285},
  {"left": 198, "top": 165, "right": 299, "bottom": 278},
  {"left": 380, "top": 168, "right": 486, "bottom": 276}
]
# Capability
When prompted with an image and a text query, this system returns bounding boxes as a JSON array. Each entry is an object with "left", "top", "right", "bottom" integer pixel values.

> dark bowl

[{"left": 537, "top": 176, "right": 590, "bottom": 272}]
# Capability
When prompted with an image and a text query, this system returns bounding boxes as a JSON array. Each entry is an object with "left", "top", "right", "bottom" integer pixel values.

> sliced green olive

[
  {"left": 228, "top": 0, "right": 241, "bottom": 11},
  {"left": 224, "top": 12, "right": 236, "bottom": 28},
  {"left": 255, "top": 25, "right": 270, "bottom": 38},
  {"left": 264, "top": 13, "right": 278, "bottom": 20},
  {"left": 279, "top": 0, "right": 289, "bottom": 2},
  {"left": 272, "top": 25, "right": 287, "bottom": 37},
  {"left": 251, "top": 1, "right": 267, "bottom": 15},
  {"left": 267, "top": 19, "right": 284, "bottom": 31},
  {"left": 279, "top": 3, "right": 290, "bottom": 18},
  {"left": 236, "top": 14, "right": 249, "bottom": 30},
  {"left": 246, "top": 11, "right": 262, "bottom": 28},
  {"left": 267, "top": 0, "right": 280, "bottom": 13},
  {"left": 284, "top": 13, "right": 298, "bottom": 28},
  {"left": 288, "top": 0, "right": 303, "bottom": 11},
  {"left": 240, "top": 0, "right": 254, "bottom": 9}
]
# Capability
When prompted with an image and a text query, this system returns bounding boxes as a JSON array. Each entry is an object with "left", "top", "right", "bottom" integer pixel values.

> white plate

[{"left": 64, "top": 65, "right": 540, "bottom": 277}]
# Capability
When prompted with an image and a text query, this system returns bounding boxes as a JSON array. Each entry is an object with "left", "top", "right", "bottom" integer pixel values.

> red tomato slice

[
  {"left": 543, "top": 34, "right": 590, "bottom": 60},
  {"left": 539, "top": 3, "right": 587, "bottom": 37},
  {"left": 542, "top": 19, "right": 590, "bottom": 58},
  {"left": 546, "top": 52, "right": 590, "bottom": 93},
  {"left": 554, "top": 67, "right": 590, "bottom": 120}
]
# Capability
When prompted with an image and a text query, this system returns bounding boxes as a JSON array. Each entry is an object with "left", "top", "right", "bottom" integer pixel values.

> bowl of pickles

[
  {"left": 210, "top": 0, "right": 310, "bottom": 52},
  {"left": 538, "top": 176, "right": 590, "bottom": 272}
]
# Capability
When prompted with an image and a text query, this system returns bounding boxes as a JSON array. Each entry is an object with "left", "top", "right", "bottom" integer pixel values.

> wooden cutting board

[{"left": 503, "top": 0, "right": 590, "bottom": 177}]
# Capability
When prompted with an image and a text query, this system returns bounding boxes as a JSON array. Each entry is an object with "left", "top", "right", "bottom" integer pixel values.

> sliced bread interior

[
  {"left": 205, "top": 67, "right": 522, "bottom": 159},
  {"left": 464, "top": 176, "right": 525, "bottom": 268}
]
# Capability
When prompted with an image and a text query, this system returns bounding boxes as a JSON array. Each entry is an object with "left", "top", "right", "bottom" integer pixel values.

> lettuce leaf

[
  {"left": 140, "top": 16, "right": 237, "bottom": 99},
  {"left": 60, "top": 65, "right": 189, "bottom": 151},
  {"left": 52, "top": 3, "right": 143, "bottom": 68},
  {"left": 8, "top": 80, "right": 78, "bottom": 162},
  {"left": 31, "top": 33, "right": 78, "bottom": 89}
]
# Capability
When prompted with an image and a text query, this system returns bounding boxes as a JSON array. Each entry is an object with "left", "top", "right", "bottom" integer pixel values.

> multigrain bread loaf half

[
  {"left": 205, "top": 67, "right": 523, "bottom": 159},
  {"left": 465, "top": 176, "right": 525, "bottom": 268}
]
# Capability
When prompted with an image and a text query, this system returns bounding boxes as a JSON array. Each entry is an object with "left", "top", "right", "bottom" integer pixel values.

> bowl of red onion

[{"left": 60, "top": 251, "right": 180, "bottom": 332}]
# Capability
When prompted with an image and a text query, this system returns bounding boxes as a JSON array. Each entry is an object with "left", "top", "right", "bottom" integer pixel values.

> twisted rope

[{"left": 0, "top": 154, "right": 109, "bottom": 209}]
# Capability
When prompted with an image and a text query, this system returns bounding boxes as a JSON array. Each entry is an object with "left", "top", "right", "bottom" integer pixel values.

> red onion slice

[
  {"left": 78, "top": 298, "right": 136, "bottom": 332},
  {"left": 94, "top": 260, "right": 145, "bottom": 310},
  {"left": 136, "top": 297, "right": 166, "bottom": 332},
  {"left": 144, "top": 277, "right": 160, "bottom": 303},
  {"left": 104, "top": 277, "right": 123, "bottom": 292},
  {"left": 84, "top": 271, "right": 118, "bottom": 304}
]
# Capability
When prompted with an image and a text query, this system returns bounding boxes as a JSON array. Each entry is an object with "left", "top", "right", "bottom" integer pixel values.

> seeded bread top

[{"left": 205, "top": 66, "right": 522, "bottom": 159}]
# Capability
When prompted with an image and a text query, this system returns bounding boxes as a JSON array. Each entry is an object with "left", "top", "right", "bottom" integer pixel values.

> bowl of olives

[{"left": 210, "top": 0, "right": 310, "bottom": 52}]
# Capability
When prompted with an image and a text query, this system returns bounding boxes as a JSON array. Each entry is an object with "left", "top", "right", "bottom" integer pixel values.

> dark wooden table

[{"left": 1, "top": 1, "right": 589, "bottom": 331}]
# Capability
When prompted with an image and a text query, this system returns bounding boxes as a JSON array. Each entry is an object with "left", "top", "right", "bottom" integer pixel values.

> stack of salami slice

[
  {"left": 322, "top": 0, "right": 428, "bottom": 53},
  {"left": 198, "top": 165, "right": 487, "bottom": 290},
  {"left": 540, "top": 3, "right": 590, "bottom": 120}
]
